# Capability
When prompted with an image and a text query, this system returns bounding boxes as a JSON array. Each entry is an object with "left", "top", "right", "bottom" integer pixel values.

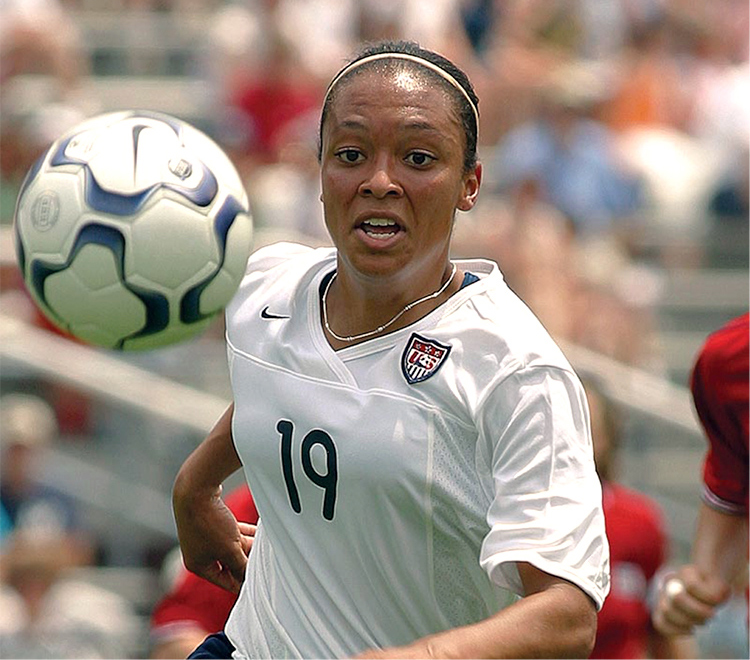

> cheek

[
  {"left": 417, "top": 173, "right": 464, "bottom": 215},
  {"left": 321, "top": 170, "right": 355, "bottom": 209}
]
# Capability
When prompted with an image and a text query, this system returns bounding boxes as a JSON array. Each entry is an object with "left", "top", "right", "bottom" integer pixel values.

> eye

[
  {"left": 335, "top": 148, "right": 364, "bottom": 164},
  {"left": 405, "top": 151, "right": 435, "bottom": 167}
]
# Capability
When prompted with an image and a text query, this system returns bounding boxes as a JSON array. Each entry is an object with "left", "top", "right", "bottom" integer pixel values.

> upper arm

[
  {"left": 517, "top": 561, "right": 597, "bottom": 614},
  {"left": 174, "top": 403, "right": 242, "bottom": 498}
]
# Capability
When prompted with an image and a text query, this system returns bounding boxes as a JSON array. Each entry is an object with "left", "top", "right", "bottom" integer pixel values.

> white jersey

[{"left": 224, "top": 242, "right": 609, "bottom": 659}]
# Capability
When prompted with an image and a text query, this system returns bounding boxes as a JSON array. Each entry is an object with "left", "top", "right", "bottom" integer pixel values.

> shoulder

[
  {"left": 450, "top": 259, "right": 576, "bottom": 383},
  {"left": 227, "top": 242, "right": 334, "bottom": 319},
  {"left": 439, "top": 260, "right": 582, "bottom": 418},
  {"left": 693, "top": 313, "right": 749, "bottom": 384},
  {"left": 245, "top": 241, "right": 331, "bottom": 277}
]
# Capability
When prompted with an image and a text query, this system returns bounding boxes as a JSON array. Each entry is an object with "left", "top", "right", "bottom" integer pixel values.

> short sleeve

[
  {"left": 477, "top": 365, "right": 610, "bottom": 609},
  {"left": 691, "top": 314, "right": 749, "bottom": 514}
]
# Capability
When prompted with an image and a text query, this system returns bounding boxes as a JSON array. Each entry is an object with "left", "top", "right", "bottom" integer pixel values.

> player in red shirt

[
  {"left": 150, "top": 486, "right": 257, "bottom": 659},
  {"left": 653, "top": 313, "right": 749, "bottom": 636},
  {"left": 584, "top": 380, "right": 694, "bottom": 658},
  {"left": 693, "top": 313, "right": 749, "bottom": 515}
]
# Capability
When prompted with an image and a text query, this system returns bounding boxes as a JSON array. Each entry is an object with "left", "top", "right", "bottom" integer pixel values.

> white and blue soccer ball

[{"left": 13, "top": 110, "right": 253, "bottom": 350}]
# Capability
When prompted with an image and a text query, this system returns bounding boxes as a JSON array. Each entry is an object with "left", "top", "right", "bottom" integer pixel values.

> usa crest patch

[{"left": 401, "top": 333, "right": 452, "bottom": 384}]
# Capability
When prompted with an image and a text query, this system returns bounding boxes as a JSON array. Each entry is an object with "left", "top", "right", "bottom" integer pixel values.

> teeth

[
  {"left": 365, "top": 231, "right": 396, "bottom": 240},
  {"left": 364, "top": 218, "right": 397, "bottom": 227}
]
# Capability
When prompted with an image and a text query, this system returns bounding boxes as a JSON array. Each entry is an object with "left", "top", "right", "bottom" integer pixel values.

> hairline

[{"left": 323, "top": 53, "right": 479, "bottom": 132}]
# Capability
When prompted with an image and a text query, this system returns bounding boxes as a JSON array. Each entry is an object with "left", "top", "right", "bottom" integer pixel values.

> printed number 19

[{"left": 278, "top": 420, "right": 338, "bottom": 520}]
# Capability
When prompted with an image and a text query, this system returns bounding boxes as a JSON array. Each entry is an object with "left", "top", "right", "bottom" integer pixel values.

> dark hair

[{"left": 318, "top": 40, "right": 480, "bottom": 172}]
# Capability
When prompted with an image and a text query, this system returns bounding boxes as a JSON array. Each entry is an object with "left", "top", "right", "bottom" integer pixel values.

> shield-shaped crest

[{"left": 401, "top": 333, "right": 452, "bottom": 384}]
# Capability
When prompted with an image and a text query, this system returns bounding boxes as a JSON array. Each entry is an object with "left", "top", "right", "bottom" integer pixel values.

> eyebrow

[{"left": 402, "top": 120, "right": 441, "bottom": 132}]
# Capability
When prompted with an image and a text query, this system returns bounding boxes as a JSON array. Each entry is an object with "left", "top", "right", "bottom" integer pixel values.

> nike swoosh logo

[{"left": 261, "top": 306, "right": 290, "bottom": 320}]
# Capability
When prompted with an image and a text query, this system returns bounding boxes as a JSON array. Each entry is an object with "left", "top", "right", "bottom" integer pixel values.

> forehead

[{"left": 325, "top": 66, "right": 462, "bottom": 131}]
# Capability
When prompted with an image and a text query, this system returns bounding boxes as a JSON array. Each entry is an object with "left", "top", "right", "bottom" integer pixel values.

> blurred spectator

[
  {"left": 227, "top": 28, "right": 321, "bottom": 170},
  {"left": 599, "top": 14, "right": 691, "bottom": 133},
  {"left": 490, "top": 60, "right": 643, "bottom": 241},
  {"left": 149, "top": 485, "right": 257, "bottom": 659},
  {"left": 0, "top": 528, "right": 141, "bottom": 658},
  {"left": 198, "top": 3, "right": 328, "bottom": 244},
  {"left": 584, "top": 379, "right": 695, "bottom": 658},
  {"left": 600, "top": 2, "right": 748, "bottom": 268},
  {"left": 459, "top": 0, "right": 497, "bottom": 59},
  {"left": 0, "top": 504, "right": 11, "bottom": 547},
  {"left": 681, "top": 0, "right": 749, "bottom": 147},
  {"left": 709, "top": 147, "right": 749, "bottom": 221},
  {"left": 0, "top": 0, "right": 88, "bottom": 93},
  {"left": 0, "top": 394, "right": 93, "bottom": 557},
  {"left": 274, "top": 0, "right": 359, "bottom": 83},
  {"left": 615, "top": 124, "right": 728, "bottom": 268}
]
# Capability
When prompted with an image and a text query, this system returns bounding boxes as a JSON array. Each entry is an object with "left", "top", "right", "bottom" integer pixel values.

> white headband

[{"left": 324, "top": 52, "right": 479, "bottom": 131}]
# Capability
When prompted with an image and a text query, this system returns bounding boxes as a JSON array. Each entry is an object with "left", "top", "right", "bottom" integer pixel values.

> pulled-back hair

[{"left": 318, "top": 40, "right": 480, "bottom": 172}]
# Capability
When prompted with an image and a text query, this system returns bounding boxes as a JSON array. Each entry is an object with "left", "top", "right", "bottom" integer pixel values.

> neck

[{"left": 322, "top": 262, "right": 459, "bottom": 347}]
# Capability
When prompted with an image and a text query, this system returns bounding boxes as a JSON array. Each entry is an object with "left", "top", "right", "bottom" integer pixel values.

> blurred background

[{"left": 0, "top": 0, "right": 747, "bottom": 657}]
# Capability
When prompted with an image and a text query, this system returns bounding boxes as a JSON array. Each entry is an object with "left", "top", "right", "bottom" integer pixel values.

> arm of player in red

[{"left": 653, "top": 502, "right": 747, "bottom": 636}]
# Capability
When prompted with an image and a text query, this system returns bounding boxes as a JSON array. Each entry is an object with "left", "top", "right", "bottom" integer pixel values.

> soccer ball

[{"left": 13, "top": 110, "right": 253, "bottom": 351}]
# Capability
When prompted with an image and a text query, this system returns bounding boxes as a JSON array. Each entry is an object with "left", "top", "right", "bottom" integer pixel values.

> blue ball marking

[
  {"left": 29, "top": 223, "right": 170, "bottom": 347},
  {"left": 50, "top": 135, "right": 88, "bottom": 167},
  {"left": 163, "top": 162, "right": 218, "bottom": 208},
  {"left": 84, "top": 167, "right": 157, "bottom": 216},
  {"left": 179, "top": 194, "right": 245, "bottom": 324},
  {"left": 17, "top": 152, "right": 46, "bottom": 201},
  {"left": 14, "top": 223, "right": 26, "bottom": 278},
  {"left": 128, "top": 110, "right": 184, "bottom": 135}
]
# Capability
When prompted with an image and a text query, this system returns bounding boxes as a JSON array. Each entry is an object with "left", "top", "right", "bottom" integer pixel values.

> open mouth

[{"left": 359, "top": 218, "right": 400, "bottom": 240}]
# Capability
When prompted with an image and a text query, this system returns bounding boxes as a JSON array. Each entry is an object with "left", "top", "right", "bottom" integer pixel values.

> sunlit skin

[{"left": 319, "top": 68, "right": 481, "bottom": 345}]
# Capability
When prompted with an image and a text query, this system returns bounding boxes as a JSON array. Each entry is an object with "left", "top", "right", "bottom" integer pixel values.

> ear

[{"left": 456, "top": 161, "right": 482, "bottom": 212}]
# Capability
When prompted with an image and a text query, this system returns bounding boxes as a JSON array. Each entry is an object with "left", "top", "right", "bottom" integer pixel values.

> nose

[{"left": 359, "top": 159, "right": 402, "bottom": 198}]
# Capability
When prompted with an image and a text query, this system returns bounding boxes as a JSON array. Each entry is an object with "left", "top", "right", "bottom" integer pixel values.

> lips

[{"left": 358, "top": 217, "right": 401, "bottom": 240}]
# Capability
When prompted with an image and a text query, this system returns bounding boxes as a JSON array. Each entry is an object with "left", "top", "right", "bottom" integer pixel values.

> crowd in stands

[{"left": 0, "top": 0, "right": 747, "bottom": 657}]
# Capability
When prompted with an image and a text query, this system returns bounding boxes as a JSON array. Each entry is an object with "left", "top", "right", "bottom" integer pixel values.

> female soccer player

[{"left": 173, "top": 40, "right": 609, "bottom": 659}]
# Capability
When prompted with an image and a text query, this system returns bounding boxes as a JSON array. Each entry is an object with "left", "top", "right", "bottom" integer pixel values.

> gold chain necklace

[{"left": 322, "top": 263, "right": 457, "bottom": 343}]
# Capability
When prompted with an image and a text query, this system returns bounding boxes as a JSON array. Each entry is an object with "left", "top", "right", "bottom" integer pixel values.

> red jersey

[
  {"left": 150, "top": 486, "right": 258, "bottom": 640},
  {"left": 231, "top": 75, "right": 320, "bottom": 161},
  {"left": 691, "top": 313, "right": 749, "bottom": 515},
  {"left": 591, "top": 483, "right": 667, "bottom": 659}
]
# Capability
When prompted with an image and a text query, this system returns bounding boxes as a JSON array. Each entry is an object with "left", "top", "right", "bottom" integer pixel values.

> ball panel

[
  {"left": 44, "top": 246, "right": 148, "bottom": 348},
  {"left": 198, "top": 270, "right": 241, "bottom": 317},
  {"left": 127, "top": 198, "right": 220, "bottom": 291},
  {"left": 15, "top": 170, "right": 88, "bottom": 257}
]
